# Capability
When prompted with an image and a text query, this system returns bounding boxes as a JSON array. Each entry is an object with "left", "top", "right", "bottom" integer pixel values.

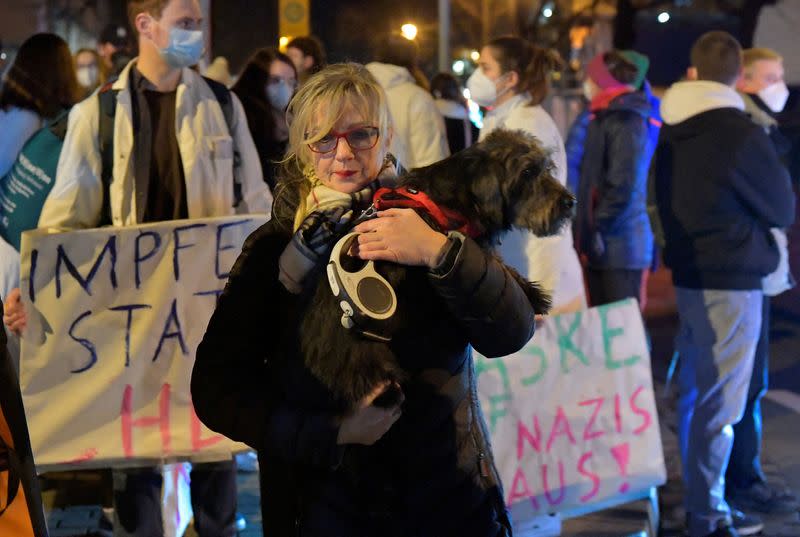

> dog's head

[
  {"left": 466, "top": 129, "right": 576, "bottom": 239},
  {"left": 405, "top": 129, "right": 576, "bottom": 243}
]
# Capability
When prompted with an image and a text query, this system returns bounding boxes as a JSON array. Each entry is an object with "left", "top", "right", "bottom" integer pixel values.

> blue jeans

[
  {"left": 726, "top": 295, "right": 769, "bottom": 488},
  {"left": 675, "top": 288, "right": 762, "bottom": 537}
]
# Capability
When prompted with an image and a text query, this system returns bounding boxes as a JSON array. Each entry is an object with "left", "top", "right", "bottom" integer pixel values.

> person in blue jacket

[
  {"left": 573, "top": 50, "right": 656, "bottom": 307},
  {"left": 566, "top": 50, "right": 660, "bottom": 203}
]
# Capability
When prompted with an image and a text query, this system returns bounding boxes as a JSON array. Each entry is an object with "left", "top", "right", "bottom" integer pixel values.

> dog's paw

[{"left": 525, "top": 281, "right": 552, "bottom": 315}]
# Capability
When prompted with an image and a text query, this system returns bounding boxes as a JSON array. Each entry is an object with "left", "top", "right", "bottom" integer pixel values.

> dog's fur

[{"left": 299, "top": 129, "right": 576, "bottom": 412}]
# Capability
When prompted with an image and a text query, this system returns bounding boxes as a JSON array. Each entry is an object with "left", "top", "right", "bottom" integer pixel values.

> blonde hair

[
  {"left": 743, "top": 47, "right": 783, "bottom": 70},
  {"left": 274, "top": 63, "right": 392, "bottom": 230},
  {"left": 742, "top": 47, "right": 783, "bottom": 77}
]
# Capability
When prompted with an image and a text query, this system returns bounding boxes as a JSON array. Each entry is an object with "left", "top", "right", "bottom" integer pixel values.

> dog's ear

[{"left": 469, "top": 159, "right": 506, "bottom": 231}]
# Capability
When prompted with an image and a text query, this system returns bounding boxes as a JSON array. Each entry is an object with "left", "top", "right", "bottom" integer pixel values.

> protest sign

[
  {"left": 475, "top": 299, "right": 666, "bottom": 519},
  {"left": 17, "top": 216, "right": 267, "bottom": 468}
]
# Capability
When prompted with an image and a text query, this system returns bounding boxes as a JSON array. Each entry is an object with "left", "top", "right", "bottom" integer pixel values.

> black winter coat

[
  {"left": 191, "top": 214, "right": 537, "bottom": 537},
  {"left": 575, "top": 91, "right": 655, "bottom": 270},
  {"left": 651, "top": 108, "right": 795, "bottom": 289}
]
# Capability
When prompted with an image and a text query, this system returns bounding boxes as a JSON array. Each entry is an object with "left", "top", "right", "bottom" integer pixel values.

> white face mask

[
  {"left": 77, "top": 65, "right": 98, "bottom": 88},
  {"left": 466, "top": 69, "right": 509, "bottom": 108},
  {"left": 758, "top": 81, "right": 789, "bottom": 113}
]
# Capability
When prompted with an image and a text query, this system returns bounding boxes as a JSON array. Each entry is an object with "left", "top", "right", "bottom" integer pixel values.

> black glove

[
  {"left": 278, "top": 182, "right": 378, "bottom": 294},
  {"left": 279, "top": 206, "right": 353, "bottom": 294}
]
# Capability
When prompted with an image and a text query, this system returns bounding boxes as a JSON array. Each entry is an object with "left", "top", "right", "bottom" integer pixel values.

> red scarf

[{"left": 590, "top": 86, "right": 635, "bottom": 113}]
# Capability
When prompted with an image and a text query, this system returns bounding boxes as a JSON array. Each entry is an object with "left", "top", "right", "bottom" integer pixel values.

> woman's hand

[
  {"left": 337, "top": 382, "right": 402, "bottom": 446},
  {"left": 3, "top": 288, "right": 27, "bottom": 336},
  {"left": 352, "top": 209, "right": 448, "bottom": 268}
]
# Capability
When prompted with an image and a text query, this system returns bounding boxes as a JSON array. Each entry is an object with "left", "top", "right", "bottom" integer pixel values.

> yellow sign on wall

[{"left": 279, "top": 0, "right": 310, "bottom": 38}]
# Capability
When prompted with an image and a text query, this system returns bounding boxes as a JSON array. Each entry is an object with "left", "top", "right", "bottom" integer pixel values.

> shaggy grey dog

[{"left": 300, "top": 129, "right": 576, "bottom": 411}]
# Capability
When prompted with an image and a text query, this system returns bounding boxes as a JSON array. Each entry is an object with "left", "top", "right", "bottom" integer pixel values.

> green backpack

[{"left": 0, "top": 111, "right": 69, "bottom": 251}]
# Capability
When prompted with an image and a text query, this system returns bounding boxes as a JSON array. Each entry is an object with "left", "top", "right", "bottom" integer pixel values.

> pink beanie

[{"left": 586, "top": 53, "right": 626, "bottom": 90}]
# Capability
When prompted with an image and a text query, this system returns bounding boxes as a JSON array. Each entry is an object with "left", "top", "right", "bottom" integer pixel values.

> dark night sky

[
  {"left": 108, "top": 0, "right": 442, "bottom": 74},
  {"left": 211, "top": 0, "right": 442, "bottom": 76},
  {"left": 311, "top": 0, "right": 441, "bottom": 67}
]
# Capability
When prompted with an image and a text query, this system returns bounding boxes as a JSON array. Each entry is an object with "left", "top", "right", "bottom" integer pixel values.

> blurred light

[
  {"left": 543, "top": 7, "right": 553, "bottom": 18},
  {"left": 470, "top": 50, "right": 480, "bottom": 62},
  {"left": 463, "top": 88, "right": 470, "bottom": 100},
  {"left": 467, "top": 98, "right": 483, "bottom": 129},
  {"left": 279, "top": 36, "right": 290, "bottom": 50},
  {"left": 401, "top": 23, "right": 418, "bottom": 40},
  {"left": 657, "top": 11, "right": 670, "bottom": 23},
  {"left": 453, "top": 60, "right": 465, "bottom": 75}
]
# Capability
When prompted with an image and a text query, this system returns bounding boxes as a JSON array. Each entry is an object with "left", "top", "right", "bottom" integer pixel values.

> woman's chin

[{"left": 327, "top": 174, "right": 373, "bottom": 193}]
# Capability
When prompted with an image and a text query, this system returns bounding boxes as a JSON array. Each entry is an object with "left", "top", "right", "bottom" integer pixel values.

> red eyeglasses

[{"left": 306, "top": 126, "right": 380, "bottom": 154}]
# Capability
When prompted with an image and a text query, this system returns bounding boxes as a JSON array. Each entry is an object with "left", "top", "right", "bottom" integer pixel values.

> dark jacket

[
  {"left": 777, "top": 86, "right": 800, "bottom": 184},
  {"left": 237, "top": 93, "right": 287, "bottom": 190},
  {"left": 191, "top": 213, "right": 537, "bottom": 537},
  {"left": 575, "top": 90, "right": 655, "bottom": 270},
  {"left": 651, "top": 81, "right": 795, "bottom": 290},
  {"left": 566, "top": 81, "right": 661, "bottom": 196}
]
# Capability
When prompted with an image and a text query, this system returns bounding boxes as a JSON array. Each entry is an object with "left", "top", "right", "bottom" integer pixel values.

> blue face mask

[
  {"left": 266, "top": 80, "right": 293, "bottom": 110},
  {"left": 158, "top": 26, "right": 204, "bottom": 69}
]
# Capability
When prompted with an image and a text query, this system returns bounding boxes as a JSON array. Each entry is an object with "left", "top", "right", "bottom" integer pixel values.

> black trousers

[
  {"left": 586, "top": 268, "right": 643, "bottom": 307},
  {"left": 113, "top": 460, "right": 237, "bottom": 537}
]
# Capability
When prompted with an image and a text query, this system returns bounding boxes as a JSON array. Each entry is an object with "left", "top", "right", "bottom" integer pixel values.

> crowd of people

[{"left": 1, "top": 0, "right": 799, "bottom": 536}]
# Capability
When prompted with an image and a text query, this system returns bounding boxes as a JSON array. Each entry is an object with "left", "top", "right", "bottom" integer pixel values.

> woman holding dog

[
  {"left": 468, "top": 36, "right": 586, "bottom": 314},
  {"left": 192, "top": 63, "right": 538, "bottom": 536}
]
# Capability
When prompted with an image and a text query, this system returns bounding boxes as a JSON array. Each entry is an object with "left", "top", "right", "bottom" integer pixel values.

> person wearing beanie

[
  {"left": 566, "top": 49, "right": 661, "bottom": 197},
  {"left": 573, "top": 50, "right": 655, "bottom": 308}
]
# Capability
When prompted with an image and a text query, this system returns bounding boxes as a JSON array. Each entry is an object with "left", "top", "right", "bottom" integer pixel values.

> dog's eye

[{"left": 520, "top": 168, "right": 535, "bottom": 180}]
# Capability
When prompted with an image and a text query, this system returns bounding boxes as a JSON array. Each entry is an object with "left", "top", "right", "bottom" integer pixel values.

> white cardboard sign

[
  {"left": 475, "top": 299, "right": 666, "bottom": 518},
  {"left": 18, "top": 216, "right": 267, "bottom": 467}
]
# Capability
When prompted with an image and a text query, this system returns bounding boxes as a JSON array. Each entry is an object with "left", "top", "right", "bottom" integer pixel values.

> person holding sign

[
  {"left": 192, "top": 63, "right": 538, "bottom": 537},
  {"left": 4, "top": 0, "right": 271, "bottom": 535},
  {"left": 0, "top": 33, "right": 82, "bottom": 299},
  {"left": 0, "top": 296, "right": 48, "bottom": 537}
]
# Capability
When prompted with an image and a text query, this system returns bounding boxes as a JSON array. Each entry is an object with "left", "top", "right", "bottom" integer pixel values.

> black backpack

[{"left": 96, "top": 76, "right": 240, "bottom": 225}]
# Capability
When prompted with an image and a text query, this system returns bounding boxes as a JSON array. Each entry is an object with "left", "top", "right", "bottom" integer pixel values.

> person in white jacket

[
  {"left": 468, "top": 36, "right": 586, "bottom": 314},
  {"left": 38, "top": 57, "right": 270, "bottom": 230},
  {"left": 366, "top": 34, "right": 449, "bottom": 170},
  {"left": 4, "top": 1, "right": 270, "bottom": 536}
]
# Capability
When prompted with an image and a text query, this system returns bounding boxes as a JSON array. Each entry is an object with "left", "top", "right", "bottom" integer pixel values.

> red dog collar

[{"left": 372, "top": 187, "right": 483, "bottom": 238}]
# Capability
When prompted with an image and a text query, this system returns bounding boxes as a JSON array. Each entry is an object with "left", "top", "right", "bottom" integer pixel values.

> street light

[
  {"left": 470, "top": 50, "right": 480, "bottom": 62},
  {"left": 657, "top": 11, "right": 670, "bottom": 23},
  {"left": 401, "top": 23, "right": 418, "bottom": 40}
]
